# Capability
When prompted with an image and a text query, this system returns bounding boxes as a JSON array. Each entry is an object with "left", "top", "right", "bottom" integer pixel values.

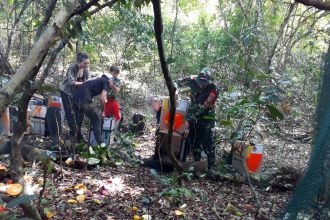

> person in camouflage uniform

[
  {"left": 176, "top": 67, "right": 219, "bottom": 174},
  {"left": 104, "top": 65, "right": 122, "bottom": 127}
]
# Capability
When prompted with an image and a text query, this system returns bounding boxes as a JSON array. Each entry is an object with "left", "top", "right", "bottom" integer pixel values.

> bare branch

[
  {"left": 0, "top": 40, "right": 15, "bottom": 76},
  {"left": 295, "top": 0, "right": 330, "bottom": 10},
  {"left": 0, "top": 0, "right": 79, "bottom": 115},
  {"left": 69, "top": 0, "right": 99, "bottom": 19},
  {"left": 34, "top": 0, "right": 58, "bottom": 41},
  {"left": 5, "top": 0, "right": 33, "bottom": 58},
  {"left": 267, "top": 3, "right": 297, "bottom": 74},
  {"left": 89, "top": 0, "right": 119, "bottom": 16}
]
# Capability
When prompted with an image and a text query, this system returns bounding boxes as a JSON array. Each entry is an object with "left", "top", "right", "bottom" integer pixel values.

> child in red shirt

[{"left": 104, "top": 65, "right": 121, "bottom": 126}]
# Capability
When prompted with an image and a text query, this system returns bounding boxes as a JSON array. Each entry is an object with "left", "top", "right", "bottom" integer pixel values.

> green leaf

[
  {"left": 243, "top": 34, "right": 251, "bottom": 46},
  {"left": 266, "top": 105, "right": 284, "bottom": 120},
  {"left": 167, "top": 57, "right": 176, "bottom": 64},
  {"left": 220, "top": 120, "right": 232, "bottom": 126},
  {"left": 133, "top": 0, "right": 151, "bottom": 8},
  {"left": 33, "top": 20, "right": 41, "bottom": 29},
  {"left": 82, "top": 11, "right": 92, "bottom": 19},
  {"left": 81, "top": 152, "right": 89, "bottom": 158},
  {"left": 7, "top": 195, "right": 36, "bottom": 209},
  {"left": 89, "top": 146, "right": 95, "bottom": 155},
  {"left": 87, "top": 157, "right": 100, "bottom": 165},
  {"left": 67, "top": 41, "right": 74, "bottom": 52},
  {"left": 237, "top": 99, "right": 249, "bottom": 106},
  {"left": 246, "top": 71, "right": 255, "bottom": 79},
  {"left": 101, "top": 154, "right": 108, "bottom": 162},
  {"left": 253, "top": 92, "right": 262, "bottom": 103},
  {"left": 256, "top": 75, "right": 272, "bottom": 79},
  {"left": 200, "top": 190, "right": 207, "bottom": 203},
  {"left": 115, "top": 160, "right": 123, "bottom": 166}
]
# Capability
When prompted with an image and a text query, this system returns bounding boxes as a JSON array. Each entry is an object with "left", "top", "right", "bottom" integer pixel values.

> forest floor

[{"left": 1, "top": 121, "right": 311, "bottom": 220}]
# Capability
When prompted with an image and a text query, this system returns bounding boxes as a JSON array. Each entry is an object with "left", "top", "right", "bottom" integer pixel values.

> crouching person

[{"left": 73, "top": 74, "right": 111, "bottom": 146}]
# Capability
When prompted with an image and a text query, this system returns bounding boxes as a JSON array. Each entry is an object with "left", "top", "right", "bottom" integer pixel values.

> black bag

[{"left": 129, "top": 113, "right": 145, "bottom": 135}]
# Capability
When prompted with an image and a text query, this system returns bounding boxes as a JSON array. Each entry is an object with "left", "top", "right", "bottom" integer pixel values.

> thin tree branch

[
  {"left": 0, "top": 0, "right": 79, "bottom": 115},
  {"left": 295, "top": 0, "right": 330, "bottom": 10},
  {"left": 89, "top": 0, "right": 119, "bottom": 16},
  {"left": 69, "top": 0, "right": 99, "bottom": 19},
  {"left": 169, "top": 0, "right": 179, "bottom": 59},
  {"left": 69, "top": 0, "right": 119, "bottom": 19},
  {"left": 267, "top": 3, "right": 297, "bottom": 74},
  {"left": 5, "top": 0, "right": 33, "bottom": 58},
  {"left": 0, "top": 40, "right": 15, "bottom": 76},
  {"left": 34, "top": 0, "right": 58, "bottom": 41},
  {"left": 11, "top": 36, "right": 68, "bottom": 220}
]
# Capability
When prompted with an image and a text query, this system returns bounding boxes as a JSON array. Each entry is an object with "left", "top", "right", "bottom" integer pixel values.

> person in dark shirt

[
  {"left": 176, "top": 67, "right": 219, "bottom": 175},
  {"left": 73, "top": 75, "right": 111, "bottom": 145},
  {"left": 60, "top": 52, "right": 89, "bottom": 142}
]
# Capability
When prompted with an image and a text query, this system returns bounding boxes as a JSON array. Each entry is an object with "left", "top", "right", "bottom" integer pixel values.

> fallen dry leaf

[
  {"left": 244, "top": 204, "right": 253, "bottom": 210},
  {"left": 67, "top": 199, "right": 78, "bottom": 204},
  {"left": 46, "top": 211, "right": 55, "bottom": 219},
  {"left": 131, "top": 206, "right": 138, "bottom": 212},
  {"left": 37, "top": 177, "right": 44, "bottom": 186},
  {"left": 174, "top": 210, "right": 185, "bottom": 217},
  {"left": 6, "top": 183, "right": 23, "bottom": 196},
  {"left": 76, "top": 189, "right": 85, "bottom": 195},
  {"left": 65, "top": 158, "right": 73, "bottom": 166},
  {"left": 76, "top": 195, "right": 86, "bottom": 203},
  {"left": 74, "top": 183, "right": 85, "bottom": 190},
  {"left": 93, "top": 199, "right": 102, "bottom": 205},
  {"left": 133, "top": 215, "right": 141, "bottom": 220}
]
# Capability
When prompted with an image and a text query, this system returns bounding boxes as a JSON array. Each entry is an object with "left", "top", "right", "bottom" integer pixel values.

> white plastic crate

[
  {"left": 89, "top": 117, "right": 116, "bottom": 146},
  {"left": 30, "top": 117, "right": 45, "bottom": 135},
  {"left": 89, "top": 130, "right": 115, "bottom": 147},
  {"left": 30, "top": 105, "right": 47, "bottom": 119},
  {"left": 102, "top": 117, "right": 115, "bottom": 131}
]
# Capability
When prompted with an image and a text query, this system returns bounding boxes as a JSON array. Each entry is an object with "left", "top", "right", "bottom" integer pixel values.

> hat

[{"left": 196, "top": 68, "right": 211, "bottom": 86}]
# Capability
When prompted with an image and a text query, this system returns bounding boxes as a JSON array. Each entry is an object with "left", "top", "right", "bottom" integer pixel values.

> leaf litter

[{"left": 0, "top": 121, "right": 311, "bottom": 219}]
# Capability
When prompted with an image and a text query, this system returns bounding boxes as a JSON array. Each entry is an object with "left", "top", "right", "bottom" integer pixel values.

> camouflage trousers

[{"left": 185, "top": 119, "right": 216, "bottom": 171}]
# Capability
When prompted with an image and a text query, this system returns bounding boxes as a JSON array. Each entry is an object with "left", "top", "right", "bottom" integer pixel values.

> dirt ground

[{"left": 0, "top": 120, "right": 311, "bottom": 220}]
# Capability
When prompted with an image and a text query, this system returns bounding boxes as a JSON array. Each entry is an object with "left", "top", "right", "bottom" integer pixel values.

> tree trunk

[
  {"left": 34, "top": 0, "right": 58, "bottom": 42},
  {"left": 284, "top": 43, "right": 330, "bottom": 219},
  {"left": 151, "top": 0, "right": 183, "bottom": 172},
  {"left": 0, "top": 0, "right": 79, "bottom": 116},
  {"left": 9, "top": 39, "right": 67, "bottom": 220}
]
